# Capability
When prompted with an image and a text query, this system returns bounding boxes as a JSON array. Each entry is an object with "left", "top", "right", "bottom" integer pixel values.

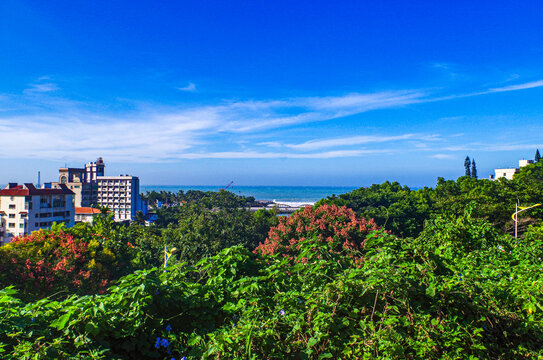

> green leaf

[{"left": 50, "top": 312, "right": 72, "bottom": 330}]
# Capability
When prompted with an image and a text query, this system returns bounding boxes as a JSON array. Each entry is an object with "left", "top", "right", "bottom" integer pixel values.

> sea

[{"left": 140, "top": 185, "right": 360, "bottom": 206}]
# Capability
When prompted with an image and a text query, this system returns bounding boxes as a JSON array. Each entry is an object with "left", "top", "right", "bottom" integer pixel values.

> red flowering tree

[
  {"left": 255, "top": 204, "right": 381, "bottom": 264},
  {"left": 0, "top": 225, "right": 136, "bottom": 300}
]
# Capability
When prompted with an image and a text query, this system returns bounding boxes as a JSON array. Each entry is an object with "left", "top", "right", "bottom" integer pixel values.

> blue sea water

[{"left": 140, "top": 185, "right": 360, "bottom": 203}]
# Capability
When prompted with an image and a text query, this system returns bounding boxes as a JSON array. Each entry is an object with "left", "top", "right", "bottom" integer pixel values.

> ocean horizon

[{"left": 140, "top": 185, "right": 360, "bottom": 203}]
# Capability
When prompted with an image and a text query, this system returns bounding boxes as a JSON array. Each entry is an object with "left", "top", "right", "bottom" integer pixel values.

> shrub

[{"left": 255, "top": 204, "right": 380, "bottom": 264}]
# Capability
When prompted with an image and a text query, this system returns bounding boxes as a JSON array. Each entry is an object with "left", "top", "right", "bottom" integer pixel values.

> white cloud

[
  {"left": 284, "top": 134, "right": 416, "bottom": 151},
  {"left": 172, "top": 149, "right": 388, "bottom": 159},
  {"left": 24, "top": 83, "right": 59, "bottom": 93},
  {"left": 430, "top": 154, "right": 456, "bottom": 159},
  {"left": 443, "top": 143, "right": 543, "bottom": 152},
  {"left": 488, "top": 79, "right": 543, "bottom": 93},
  {"left": 3, "top": 75, "right": 543, "bottom": 163},
  {"left": 178, "top": 83, "right": 196, "bottom": 92}
]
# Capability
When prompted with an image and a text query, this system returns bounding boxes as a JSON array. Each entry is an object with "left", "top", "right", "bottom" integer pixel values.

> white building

[
  {"left": 74, "top": 206, "right": 104, "bottom": 223},
  {"left": 491, "top": 159, "right": 535, "bottom": 180},
  {"left": 96, "top": 175, "right": 147, "bottom": 222},
  {"left": 0, "top": 183, "right": 75, "bottom": 245}
]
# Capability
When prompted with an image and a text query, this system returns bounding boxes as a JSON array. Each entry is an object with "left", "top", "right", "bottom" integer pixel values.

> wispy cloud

[
  {"left": 430, "top": 154, "right": 456, "bottom": 159},
  {"left": 487, "top": 79, "right": 543, "bottom": 93},
  {"left": 221, "top": 90, "right": 426, "bottom": 132},
  {"left": 178, "top": 82, "right": 196, "bottom": 92},
  {"left": 2, "top": 75, "right": 543, "bottom": 163},
  {"left": 443, "top": 143, "right": 543, "bottom": 152},
  {"left": 284, "top": 134, "right": 416, "bottom": 151},
  {"left": 172, "top": 149, "right": 389, "bottom": 159},
  {"left": 24, "top": 82, "right": 59, "bottom": 93}
]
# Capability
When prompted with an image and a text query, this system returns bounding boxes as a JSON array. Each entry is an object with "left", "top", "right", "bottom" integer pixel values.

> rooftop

[{"left": 0, "top": 183, "right": 75, "bottom": 196}]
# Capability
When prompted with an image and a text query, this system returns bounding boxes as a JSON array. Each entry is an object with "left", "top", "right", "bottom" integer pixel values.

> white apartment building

[
  {"left": 96, "top": 175, "right": 147, "bottom": 222},
  {"left": 490, "top": 159, "right": 535, "bottom": 180},
  {"left": 0, "top": 183, "right": 75, "bottom": 245}
]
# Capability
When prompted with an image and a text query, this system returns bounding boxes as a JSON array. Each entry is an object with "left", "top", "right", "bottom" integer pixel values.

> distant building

[
  {"left": 97, "top": 175, "right": 147, "bottom": 222},
  {"left": 0, "top": 183, "right": 75, "bottom": 245},
  {"left": 490, "top": 159, "right": 534, "bottom": 180},
  {"left": 52, "top": 157, "right": 105, "bottom": 207},
  {"left": 51, "top": 158, "right": 147, "bottom": 221},
  {"left": 74, "top": 206, "right": 103, "bottom": 224}
]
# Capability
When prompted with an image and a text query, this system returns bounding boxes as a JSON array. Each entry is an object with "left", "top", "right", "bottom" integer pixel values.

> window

[
  {"left": 8, "top": 223, "right": 15, "bottom": 228},
  {"left": 9, "top": 204, "right": 15, "bottom": 209},
  {"left": 20, "top": 213, "right": 27, "bottom": 218},
  {"left": 8, "top": 214, "right": 15, "bottom": 218},
  {"left": 35, "top": 223, "right": 38, "bottom": 227},
  {"left": 19, "top": 223, "right": 24, "bottom": 228}
]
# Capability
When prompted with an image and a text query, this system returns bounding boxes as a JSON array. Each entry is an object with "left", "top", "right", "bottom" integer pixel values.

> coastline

[{"left": 140, "top": 185, "right": 358, "bottom": 204}]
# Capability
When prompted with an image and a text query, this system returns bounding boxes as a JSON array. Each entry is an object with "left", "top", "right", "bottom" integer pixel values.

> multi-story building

[
  {"left": 51, "top": 158, "right": 146, "bottom": 222},
  {"left": 52, "top": 157, "right": 105, "bottom": 207},
  {"left": 96, "top": 175, "right": 147, "bottom": 222},
  {"left": 0, "top": 183, "right": 75, "bottom": 245}
]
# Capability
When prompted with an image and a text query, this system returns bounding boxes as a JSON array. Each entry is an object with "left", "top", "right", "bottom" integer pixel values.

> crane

[{"left": 223, "top": 181, "right": 234, "bottom": 190}]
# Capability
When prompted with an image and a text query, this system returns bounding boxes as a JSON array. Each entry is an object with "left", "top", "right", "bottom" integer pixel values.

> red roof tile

[
  {"left": 0, "top": 183, "right": 74, "bottom": 196},
  {"left": 75, "top": 207, "right": 102, "bottom": 214}
]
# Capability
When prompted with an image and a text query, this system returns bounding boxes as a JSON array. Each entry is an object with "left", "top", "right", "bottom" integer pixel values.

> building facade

[
  {"left": 52, "top": 157, "right": 105, "bottom": 207},
  {"left": 491, "top": 159, "right": 535, "bottom": 180},
  {"left": 74, "top": 206, "right": 103, "bottom": 223},
  {"left": 0, "top": 183, "right": 75, "bottom": 245},
  {"left": 96, "top": 175, "right": 147, "bottom": 222}
]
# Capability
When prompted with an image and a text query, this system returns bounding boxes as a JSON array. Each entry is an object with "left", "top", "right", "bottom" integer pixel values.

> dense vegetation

[
  {"left": 319, "top": 161, "right": 543, "bottom": 238},
  {"left": 1, "top": 162, "right": 543, "bottom": 359}
]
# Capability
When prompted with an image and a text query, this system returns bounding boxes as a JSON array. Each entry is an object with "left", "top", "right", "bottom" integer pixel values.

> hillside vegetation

[{"left": 1, "top": 163, "right": 543, "bottom": 359}]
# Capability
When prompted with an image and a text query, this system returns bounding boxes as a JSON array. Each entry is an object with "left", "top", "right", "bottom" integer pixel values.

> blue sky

[{"left": 1, "top": 0, "right": 543, "bottom": 186}]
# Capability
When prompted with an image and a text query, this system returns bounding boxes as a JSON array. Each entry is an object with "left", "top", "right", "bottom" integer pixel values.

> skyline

[{"left": 1, "top": 1, "right": 543, "bottom": 186}]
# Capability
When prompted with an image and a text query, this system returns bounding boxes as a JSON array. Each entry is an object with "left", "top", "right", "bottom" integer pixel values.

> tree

[
  {"left": 464, "top": 156, "right": 471, "bottom": 177},
  {"left": 134, "top": 210, "right": 145, "bottom": 225},
  {"left": 160, "top": 203, "right": 276, "bottom": 265},
  {"left": 471, "top": 158, "right": 478, "bottom": 179},
  {"left": 317, "top": 181, "right": 432, "bottom": 238},
  {"left": 255, "top": 204, "right": 380, "bottom": 264},
  {"left": 535, "top": 149, "right": 541, "bottom": 163}
]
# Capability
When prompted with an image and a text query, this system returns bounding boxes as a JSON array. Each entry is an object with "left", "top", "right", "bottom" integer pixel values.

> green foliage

[
  {"left": 471, "top": 158, "right": 477, "bottom": 179},
  {"left": 320, "top": 163, "right": 543, "bottom": 238},
  {"left": 317, "top": 181, "right": 432, "bottom": 238},
  {"left": 2, "top": 180, "right": 543, "bottom": 358},
  {"left": 142, "top": 189, "right": 256, "bottom": 212},
  {"left": 161, "top": 202, "right": 277, "bottom": 266},
  {"left": 2, "top": 214, "right": 542, "bottom": 358}
]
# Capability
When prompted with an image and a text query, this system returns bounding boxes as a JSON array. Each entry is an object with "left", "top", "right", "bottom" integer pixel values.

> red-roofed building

[
  {"left": 0, "top": 183, "right": 75, "bottom": 245},
  {"left": 74, "top": 206, "right": 109, "bottom": 223}
]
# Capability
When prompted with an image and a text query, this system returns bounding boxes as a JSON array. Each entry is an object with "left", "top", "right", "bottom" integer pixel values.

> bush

[
  {"left": 0, "top": 222, "right": 137, "bottom": 300},
  {"left": 255, "top": 204, "right": 379, "bottom": 264}
]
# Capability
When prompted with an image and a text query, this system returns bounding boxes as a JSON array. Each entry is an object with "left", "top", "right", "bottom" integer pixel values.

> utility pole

[{"left": 512, "top": 202, "right": 542, "bottom": 238}]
